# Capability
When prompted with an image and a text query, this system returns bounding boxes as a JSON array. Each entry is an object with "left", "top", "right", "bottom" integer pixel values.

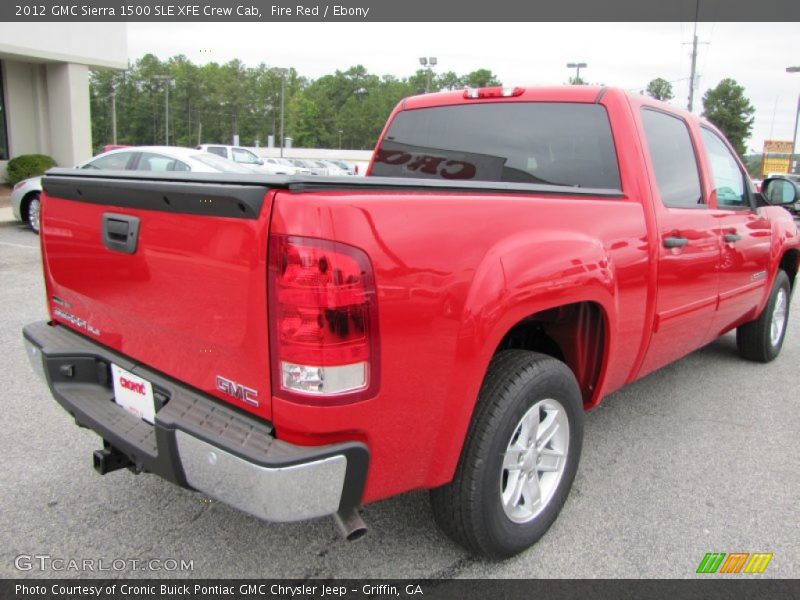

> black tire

[
  {"left": 430, "top": 350, "right": 584, "bottom": 558},
  {"left": 25, "top": 193, "right": 41, "bottom": 234},
  {"left": 736, "top": 270, "right": 791, "bottom": 363}
]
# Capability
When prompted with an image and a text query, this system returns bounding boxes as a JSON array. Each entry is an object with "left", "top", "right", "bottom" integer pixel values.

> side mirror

[{"left": 760, "top": 177, "right": 798, "bottom": 206}]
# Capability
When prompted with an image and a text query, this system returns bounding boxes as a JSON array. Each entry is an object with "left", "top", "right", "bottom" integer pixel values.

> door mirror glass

[{"left": 762, "top": 178, "right": 798, "bottom": 205}]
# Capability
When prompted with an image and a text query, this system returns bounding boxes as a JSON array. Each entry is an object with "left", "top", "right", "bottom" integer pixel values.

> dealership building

[{"left": 0, "top": 24, "right": 127, "bottom": 179}]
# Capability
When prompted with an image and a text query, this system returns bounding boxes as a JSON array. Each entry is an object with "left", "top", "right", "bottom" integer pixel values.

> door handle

[
  {"left": 723, "top": 233, "right": 741, "bottom": 243},
  {"left": 102, "top": 213, "right": 140, "bottom": 254},
  {"left": 663, "top": 236, "right": 688, "bottom": 248}
]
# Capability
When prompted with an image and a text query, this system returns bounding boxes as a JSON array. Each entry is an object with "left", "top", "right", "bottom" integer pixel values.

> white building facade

[{"left": 0, "top": 23, "right": 127, "bottom": 178}]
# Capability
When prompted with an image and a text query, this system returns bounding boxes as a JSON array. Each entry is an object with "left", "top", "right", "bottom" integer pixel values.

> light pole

[
  {"left": 272, "top": 67, "right": 288, "bottom": 157},
  {"left": 566, "top": 62, "right": 587, "bottom": 84},
  {"left": 419, "top": 57, "right": 437, "bottom": 93},
  {"left": 788, "top": 66, "right": 799, "bottom": 174},
  {"left": 154, "top": 76, "right": 173, "bottom": 145},
  {"left": 338, "top": 129, "right": 343, "bottom": 150}
]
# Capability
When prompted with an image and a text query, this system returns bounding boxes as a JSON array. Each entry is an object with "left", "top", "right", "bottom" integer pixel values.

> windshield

[
  {"left": 232, "top": 147, "right": 261, "bottom": 164},
  {"left": 191, "top": 153, "right": 257, "bottom": 173},
  {"left": 372, "top": 102, "right": 621, "bottom": 189}
]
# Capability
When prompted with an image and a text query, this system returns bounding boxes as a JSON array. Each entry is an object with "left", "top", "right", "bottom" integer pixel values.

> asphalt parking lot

[{"left": 0, "top": 206, "right": 798, "bottom": 579}]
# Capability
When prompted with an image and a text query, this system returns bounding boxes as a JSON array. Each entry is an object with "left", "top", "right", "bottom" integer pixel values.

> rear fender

[{"left": 426, "top": 231, "right": 617, "bottom": 486}]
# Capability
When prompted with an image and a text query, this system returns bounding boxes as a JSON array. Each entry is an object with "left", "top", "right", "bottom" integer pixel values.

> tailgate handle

[{"left": 102, "top": 213, "right": 140, "bottom": 254}]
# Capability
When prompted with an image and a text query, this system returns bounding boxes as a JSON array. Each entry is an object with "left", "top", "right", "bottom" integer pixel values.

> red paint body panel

[
  {"left": 38, "top": 87, "right": 800, "bottom": 506},
  {"left": 268, "top": 190, "right": 651, "bottom": 500}
]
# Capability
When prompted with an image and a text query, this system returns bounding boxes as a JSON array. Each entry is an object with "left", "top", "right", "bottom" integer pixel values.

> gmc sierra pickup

[{"left": 24, "top": 86, "right": 799, "bottom": 558}]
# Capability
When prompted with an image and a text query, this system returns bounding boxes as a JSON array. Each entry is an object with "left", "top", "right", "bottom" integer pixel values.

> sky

[{"left": 127, "top": 22, "right": 800, "bottom": 154}]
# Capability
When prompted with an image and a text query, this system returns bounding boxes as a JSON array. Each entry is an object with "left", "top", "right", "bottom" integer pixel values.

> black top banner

[{"left": 2, "top": 0, "right": 800, "bottom": 22}]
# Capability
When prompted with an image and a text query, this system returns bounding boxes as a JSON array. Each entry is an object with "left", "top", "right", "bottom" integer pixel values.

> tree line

[
  {"left": 89, "top": 55, "right": 500, "bottom": 152},
  {"left": 90, "top": 55, "right": 755, "bottom": 159}
]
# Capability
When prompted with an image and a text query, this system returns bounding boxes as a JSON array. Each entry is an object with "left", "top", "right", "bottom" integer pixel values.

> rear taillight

[{"left": 268, "top": 235, "right": 379, "bottom": 404}]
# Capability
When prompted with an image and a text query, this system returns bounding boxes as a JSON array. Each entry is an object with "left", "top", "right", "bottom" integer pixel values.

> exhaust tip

[{"left": 333, "top": 508, "right": 367, "bottom": 541}]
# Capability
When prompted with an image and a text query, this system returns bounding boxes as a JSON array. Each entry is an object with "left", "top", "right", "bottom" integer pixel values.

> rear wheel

[
  {"left": 26, "top": 193, "right": 41, "bottom": 234},
  {"left": 736, "top": 270, "right": 791, "bottom": 362},
  {"left": 430, "top": 350, "right": 583, "bottom": 558}
]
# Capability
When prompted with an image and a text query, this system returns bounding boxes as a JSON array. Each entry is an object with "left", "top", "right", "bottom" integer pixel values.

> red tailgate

[{"left": 40, "top": 176, "right": 275, "bottom": 420}]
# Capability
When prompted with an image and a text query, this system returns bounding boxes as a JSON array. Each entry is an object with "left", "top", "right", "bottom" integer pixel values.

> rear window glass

[{"left": 371, "top": 102, "right": 620, "bottom": 189}]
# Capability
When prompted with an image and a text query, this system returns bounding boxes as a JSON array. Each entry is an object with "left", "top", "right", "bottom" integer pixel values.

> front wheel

[
  {"left": 26, "top": 193, "right": 41, "bottom": 234},
  {"left": 736, "top": 270, "right": 791, "bottom": 363},
  {"left": 430, "top": 351, "right": 584, "bottom": 558}
]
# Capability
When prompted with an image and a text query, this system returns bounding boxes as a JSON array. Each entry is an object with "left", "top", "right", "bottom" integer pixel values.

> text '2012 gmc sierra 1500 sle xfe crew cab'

[{"left": 23, "top": 86, "right": 799, "bottom": 557}]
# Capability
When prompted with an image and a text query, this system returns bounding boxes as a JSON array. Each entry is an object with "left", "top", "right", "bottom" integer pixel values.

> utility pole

[
  {"left": 155, "top": 75, "right": 174, "bottom": 145},
  {"left": 270, "top": 68, "right": 289, "bottom": 157},
  {"left": 110, "top": 89, "right": 117, "bottom": 145},
  {"left": 686, "top": 0, "right": 708, "bottom": 112},
  {"left": 788, "top": 66, "right": 800, "bottom": 174},
  {"left": 687, "top": 16, "right": 699, "bottom": 111},
  {"left": 280, "top": 70, "right": 286, "bottom": 157}
]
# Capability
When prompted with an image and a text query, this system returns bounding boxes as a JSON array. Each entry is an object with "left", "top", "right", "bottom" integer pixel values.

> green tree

[
  {"left": 702, "top": 78, "right": 755, "bottom": 157},
  {"left": 462, "top": 69, "right": 501, "bottom": 88},
  {"left": 646, "top": 78, "right": 674, "bottom": 101},
  {"left": 742, "top": 154, "right": 762, "bottom": 179},
  {"left": 435, "top": 71, "right": 463, "bottom": 91},
  {"left": 89, "top": 58, "right": 506, "bottom": 151}
]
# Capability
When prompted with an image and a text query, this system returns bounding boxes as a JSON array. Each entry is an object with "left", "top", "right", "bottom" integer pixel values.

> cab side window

[
  {"left": 700, "top": 128, "right": 748, "bottom": 209},
  {"left": 641, "top": 109, "right": 703, "bottom": 209}
]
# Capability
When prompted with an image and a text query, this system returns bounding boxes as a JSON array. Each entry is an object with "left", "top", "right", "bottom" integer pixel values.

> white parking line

[{"left": 0, "top": 241, "right": 38, "bottom": 250}]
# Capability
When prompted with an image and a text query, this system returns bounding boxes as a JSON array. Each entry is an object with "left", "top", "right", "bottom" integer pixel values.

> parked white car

[
  {"left": 261, "top": 157, "right": 311, "bottom": 175},
  {"left": 196, "top": 144, "right": 298, "bottom": 174},
  {"left": 12, "top": 146, "right": 257, "bottom": 234},
  {"left": 326, "top": 159, "right": 357, "bottom": 175},
  {"left": 317, "top": 160, "right": 351, "bottom": 176}
]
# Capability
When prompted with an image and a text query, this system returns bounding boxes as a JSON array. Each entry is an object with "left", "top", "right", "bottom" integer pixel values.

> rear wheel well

[{"left": 495, "top": 302, "right": 606, "bottom": 406}]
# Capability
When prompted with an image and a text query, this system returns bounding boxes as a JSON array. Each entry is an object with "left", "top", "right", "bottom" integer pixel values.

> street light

[
  {"left": 154, "top": 75, "right": 174, "bottom": 145},
  {"left": 788, "top": 66, "right": 800, "bottom": 174},
  {"left": 419, "top": 56, "right": 437, "bottom": 93},
  {"left": 271, "top": 68, "right": 289, "bottom": 157},
  {"left": 338, "top": 129, "right": 343, "bottom": 150},
  {"left": 566, "top": 62, "right": 587, "bottom": 84}
]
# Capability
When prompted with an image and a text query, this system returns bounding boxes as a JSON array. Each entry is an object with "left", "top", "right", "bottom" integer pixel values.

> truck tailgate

[{"left": 40, "top": 175, "right": 275, "bottom": 420}]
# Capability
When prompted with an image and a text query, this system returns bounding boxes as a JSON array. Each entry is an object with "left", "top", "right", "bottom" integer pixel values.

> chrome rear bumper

[{"left": 23, "top": 321, "right": 368, "bottom": 523}]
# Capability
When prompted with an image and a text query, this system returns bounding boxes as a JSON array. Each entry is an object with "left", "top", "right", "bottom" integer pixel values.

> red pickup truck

[{"left": 24, "top": 86, "right": 799, "bottom": 558}]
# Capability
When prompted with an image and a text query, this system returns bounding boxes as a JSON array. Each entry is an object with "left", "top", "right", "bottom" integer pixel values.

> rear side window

[
  {"left": 135, "top": 152, "right": 190, "bottom": 172},
  {"left": 371, "top": 102, "right": 621, "bottom": 190},
  {"left": 641, "top": 109, "right": 703, "bottom": 208},
  {"left": 83, "top": 151, "right": 134, "bottom": 170}
]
